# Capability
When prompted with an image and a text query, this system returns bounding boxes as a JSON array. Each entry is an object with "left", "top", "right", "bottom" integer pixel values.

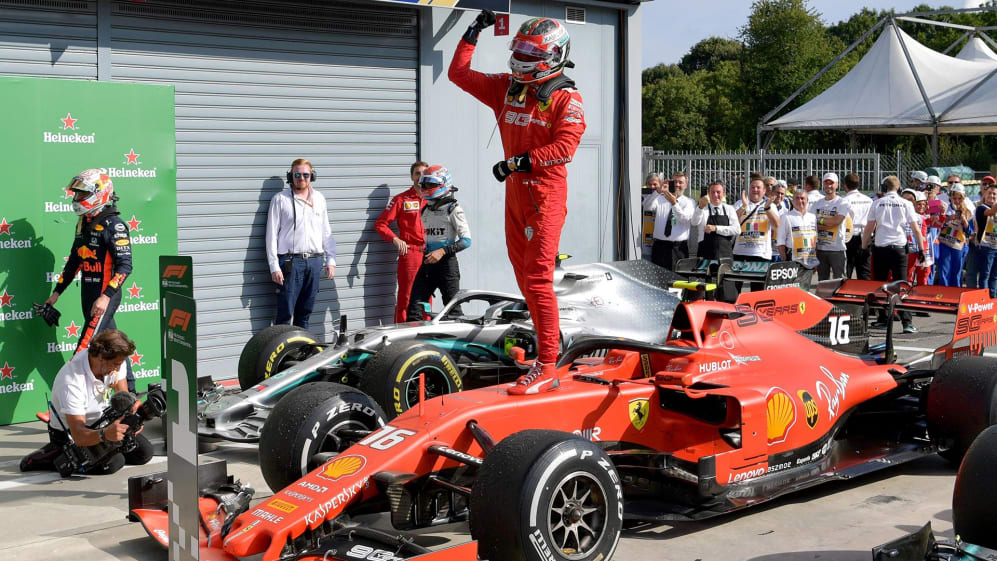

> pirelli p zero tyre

[
  {"left": 258, "top": 382, "right": 386, "bottom": 492},
  {"left": 952, "top": 425, "right": 997, "bottom": 548},
  {"left": 926, "top": 356, "right": 997, "bottom": 463},
  {"left": 358, "top": 341, "right": 462, "bottom": 418},
  {"left": 237, "top": 325, "right": 321, "bottom": 390},
  {"left": 469, "top": 430, "right": 623, "bottom": 561}
]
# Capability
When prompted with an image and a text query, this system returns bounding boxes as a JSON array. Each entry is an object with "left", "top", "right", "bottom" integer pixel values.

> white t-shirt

[
  {"left": 843, "top": 190, "right": 873, "bottom": 229},
  {"left": 807, "top": 190, "right": 823, "bottom": 205},
  {"left": 49, "top": 351, "right": 126, "bottom": 431},
  {"left": 869, "top": 191, "right": 920, "bottom": 248},
  {"left": 777, "top": 210, "right": 819, "bottom": 269},
  {"left": 811, "top": 196, "right": 852, "bottom": 252},
  {"left": 732, "top": 199, "right": 775, "bottom": 259}
]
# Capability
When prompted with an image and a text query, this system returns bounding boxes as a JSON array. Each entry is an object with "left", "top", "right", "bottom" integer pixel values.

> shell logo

[
  {"left": 766, "top": 388, "right": 797, "bottom": 444},
  {"left": 319, "top": 455, "right": 366, "bottom": 481}
]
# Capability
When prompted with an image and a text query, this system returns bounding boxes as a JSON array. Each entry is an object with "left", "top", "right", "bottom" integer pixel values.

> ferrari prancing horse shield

[{"left": 629, "top": 398, "right": 650, "bottom": 431}]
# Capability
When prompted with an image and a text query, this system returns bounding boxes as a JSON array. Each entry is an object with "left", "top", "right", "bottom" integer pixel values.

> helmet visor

[
  {"left": 67, "top": 177, "right": 95, "bottom": 193},
  {"left": 509, "top": 38, "right": 553, "bottom": 59},
  {"left": 419, "top": 175, "right": 445, "bottom": 186}
]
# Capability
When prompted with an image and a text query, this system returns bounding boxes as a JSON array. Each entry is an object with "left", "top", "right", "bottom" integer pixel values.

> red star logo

[
  {"left": 126, "top": 215, "right": 141, "bottom": 231},
  {"left": 0, "top": 362, "right": 13, "bottom": 380},
  {"left": 124, "top": 148, "right": 140, "bottom": 165},
  {"left": 128, "top": 352, "right": 143, "bottom": 367},
  {"left": 64, "top": 320, "right": 81, "bottom": 338},
  {"left": 0, "top": 217, "right": 11, "bottom": 235},
  {"left": 0, "top": 290, "right": 12, "bottom": 308},
  {"left": 64, "top": 187, "right": 74, "bottom": 199},
  {"left": 127, "top": 282, "right": 142, "bottom": 299},
  {"left": 61, "top": 113, "right": 77, "bottom": 130}
]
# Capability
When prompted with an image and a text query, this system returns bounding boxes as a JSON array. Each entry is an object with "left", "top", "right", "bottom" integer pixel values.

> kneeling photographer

[{"left": 21, "top": 329, "right": 158, "bottom": 476}]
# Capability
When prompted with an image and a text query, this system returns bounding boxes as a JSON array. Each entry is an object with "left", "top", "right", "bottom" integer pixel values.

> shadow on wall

[
  {"left": 0, "top": 219, "right": 61, "bottom": 424},
  {"left": 339, "top": 183, "right": 392, "bottom": 330},
  {"left": 240, "top": 176, "right": 286, "bottom": 337}
]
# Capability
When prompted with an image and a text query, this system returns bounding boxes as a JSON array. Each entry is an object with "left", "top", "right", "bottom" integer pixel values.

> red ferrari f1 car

[{"left": 132, "top": 281, "right": 997, "bottom": 561}]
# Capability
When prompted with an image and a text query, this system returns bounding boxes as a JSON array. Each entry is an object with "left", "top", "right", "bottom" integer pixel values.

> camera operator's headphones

[{"left": 286, "top": 169, "right": 317, "bottom": 184}]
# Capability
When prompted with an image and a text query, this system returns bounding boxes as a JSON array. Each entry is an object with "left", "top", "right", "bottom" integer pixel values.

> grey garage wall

[{"left": 1, "top": 0, "right": 420, "bottom": 378}]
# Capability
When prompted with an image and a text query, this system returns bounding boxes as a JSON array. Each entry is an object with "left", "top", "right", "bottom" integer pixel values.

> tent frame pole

[
  {"left": 942, "top": 30, "right": 971, "bottom": 54},
  {"left": 758, "top": 16, "right": 888, "bottom": 129},
  {"left": 893, "top": 18, "right": 936, "bottom": 122}
]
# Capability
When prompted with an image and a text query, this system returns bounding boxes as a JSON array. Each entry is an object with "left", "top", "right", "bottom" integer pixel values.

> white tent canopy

[
  {"left": 956, "top": 36, "right": 997, "bottom": 63},
  {"left": 765, "top": 25, "right": 997, "bottom": 135}
]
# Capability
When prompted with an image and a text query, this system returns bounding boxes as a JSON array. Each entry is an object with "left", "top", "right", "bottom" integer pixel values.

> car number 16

[{"left": 829, "top": 315, "right": 851, "bottom": 345}]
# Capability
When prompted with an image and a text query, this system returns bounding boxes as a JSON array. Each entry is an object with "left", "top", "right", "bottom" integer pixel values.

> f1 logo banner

[{"left": 160, "top": 256, "right": 197, "bottom": 561}]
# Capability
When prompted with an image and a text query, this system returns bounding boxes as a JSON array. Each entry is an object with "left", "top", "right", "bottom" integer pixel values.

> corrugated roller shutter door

[
  {"left": 109, "top": 0, "right": 419, "bottom": 378},
  {"left": 0, "top": 1, "right": 97, "bottom": 79}
]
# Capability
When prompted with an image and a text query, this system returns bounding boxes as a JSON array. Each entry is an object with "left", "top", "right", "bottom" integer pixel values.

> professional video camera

[{"left": 52, "top": 384, "right": 167, "bottom": 477}]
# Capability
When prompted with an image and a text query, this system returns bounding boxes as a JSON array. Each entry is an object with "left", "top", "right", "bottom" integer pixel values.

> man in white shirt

[
  {"left": 862, "top": 176, "right": 926, "bottom": 333},
  {"left": 692, "top": 180, "right": 740, "bottom": 260},
  {"left": 778, "top": 189, "right": 819, "bottom": 269},
  {"left": 804, "top": 175, "right": 823, "bottom": 206},
  {"left": 811, "top": 172, "right": 851, "bottom": 281},
  {"left": 266, "top": 158, "right": 338, "bottom": 329},
  {"left": 20, "top": 329, "right": 151, "bottom": 475},
  {"left": 642, "top": 171, "right": 695, "bottom": 270},
  {"left": 733, "top": 176, "right": 780, "bottom": 290},
  {"left": 842, "top": 173, "right": 873, "bottom": 280}
]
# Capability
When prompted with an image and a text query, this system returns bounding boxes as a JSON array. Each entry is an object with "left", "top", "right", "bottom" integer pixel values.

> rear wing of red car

[{"left": 815, "top": 279, "right": 971, "bottom": 314}]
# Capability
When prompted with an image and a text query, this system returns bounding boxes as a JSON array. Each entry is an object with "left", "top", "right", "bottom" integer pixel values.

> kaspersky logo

[
  {"left": 43, "top": 112, "right": 95, "bottom": 144},
  {"left": 0, "top": 217, "right": 32, "bottom": 249},
  {"left": 106, "top": 148, "right": 157, "bottom": 178}
]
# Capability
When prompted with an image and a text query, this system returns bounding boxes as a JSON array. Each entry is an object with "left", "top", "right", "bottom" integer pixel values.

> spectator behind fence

[
  {"left": 974, "top": 183, "right": 997, "bottom": 297},
  {"left": 777, "top": 188, "right": 818, "bottom": 270},
  {"left": 933, "top": 183, "right": 973, "bottom": 287},
  {"left": 804, "top": 175, "right": 822, "bottom": 206},
  {"left": 966, "top": 176, "right": 994, "bottom": 288},
  {"left": 862, "top": 176, "right": 924, "bottom": 334},
  {"left": 265, "top": 158, "right": 337, "bottom": 330},
  {"left": 902, "top": 189, "right": 932, "bottom": 286},
  {"left": 642, "top": 171, "right": 694, "bottom": 271},
  {"left": 375, "top": 161, "right": 428, "bottom": 323},
  {"left": 911, "top": 170, "right": 927, "bottom": 191},
  {"left": 811, "top": 172, "right": 851, "bottom": 281},
  {"left": 733, "top": 177, "right": 780, "bottom": 291},
  {"left": 842, "top": 173, "right": 872, "bottom": 280},
  {"left": 693, "top": 180, "right": 739, "bottom": 261}
]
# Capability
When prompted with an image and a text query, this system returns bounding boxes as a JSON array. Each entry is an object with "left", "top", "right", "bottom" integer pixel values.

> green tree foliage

[{"left": 641, "top": 0, "right": 997, "bottom": 167}]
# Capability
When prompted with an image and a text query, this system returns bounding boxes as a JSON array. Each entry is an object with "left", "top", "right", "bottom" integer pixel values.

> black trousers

[
  {"left": 407, "top": 256, "right": 460, "bottom": 321},
  {"left": 78, "top": 289, "right": 135, "bottom": 392},
  {"left": 846, "top": 235, "right": 871, "bottom": 280},
  {"left": 872, "top": 244, "right": 912, "bottom": 326},
  {"left": 651, "top": 239, "right": 689, "bottom": 271},
  {"left": 20, "top": 426, "right": 152, "bottom": 475}
]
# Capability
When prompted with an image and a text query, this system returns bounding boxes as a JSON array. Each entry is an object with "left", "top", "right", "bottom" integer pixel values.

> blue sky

[{"left": 642, "top": 0, "right": 981, "bottom": 69}]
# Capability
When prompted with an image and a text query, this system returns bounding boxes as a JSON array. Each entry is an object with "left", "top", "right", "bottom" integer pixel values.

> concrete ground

[{"left": 0, "top": 313, "right": 965, "bottom": 561}]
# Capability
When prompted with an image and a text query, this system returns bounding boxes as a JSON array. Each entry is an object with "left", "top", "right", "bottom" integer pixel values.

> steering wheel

[{"left": 880, "top": 280, "right": 912, "bottom": 299}]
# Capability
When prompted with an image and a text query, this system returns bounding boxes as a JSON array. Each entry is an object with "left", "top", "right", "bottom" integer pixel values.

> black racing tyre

[
  {"left": 358, "top": 341, "right": 462, "bottom": 418},
  {"left": 952, "top": 425, "right": 997, "bottom": 548},
  {"left": 469, "top": 430, "right": 623, "bottom": 561},
  {"left": 237, "top": 325, "right": 321, "bottom": 390},
  {"left": 258, "top": 382, "right": 386, "bottom": 492},
  {"left": 926, "top": 356, "right": 997, "bottom": 463}
]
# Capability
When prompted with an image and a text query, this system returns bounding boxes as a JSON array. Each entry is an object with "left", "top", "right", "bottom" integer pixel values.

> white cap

[
  {"left": 911, "top": 170, "right": 928, "bottom": 182},
  {"left": 925, "top": 175, "right": 941, "bottom": 186},
  {"left": 776, "top": 179, "right": 787, "bottom": 188},
  {"left": 822, "top": 172, "right": 839, "bottom": 184},
  {"left": 902, "top": 188, "right": 918, "bottom": 200},
  {"left": 951, "top": 183, "right": 966, "bottom": 194}
]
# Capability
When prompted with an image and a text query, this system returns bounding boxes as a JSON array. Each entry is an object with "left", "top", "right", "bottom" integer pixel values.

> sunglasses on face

[{"left": 293, "top": 172, "right": 310, "bottom": 179}]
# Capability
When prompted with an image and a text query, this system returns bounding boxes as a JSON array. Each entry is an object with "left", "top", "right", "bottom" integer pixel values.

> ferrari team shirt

[
  {"left": 732, "top": 199, "right": 774, "bottom": 259},
  {"left": 811, "top": 196, "right": 852, "bottom": 252},
  {"left": 869, "top": 191, "right": 919, "bottom": 247},
  {"left": 777, "top": 209, "right": 819, "bottom": 269}
]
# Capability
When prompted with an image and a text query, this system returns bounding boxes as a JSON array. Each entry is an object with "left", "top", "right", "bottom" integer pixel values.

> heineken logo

[
  {"left": 64, "top": 320, "right": 81, "bottom": 339},
  {"left": 44, "top": 201, "right": 74, "bottom": 213},
  {"left": 46, "top": 341, "right": 76, "bottom": 353},
  {"left": 106, "top": 167, "right": 157, "bottom": 178},
  {"left": 0, "top": 218, "right": 11, "bottom": 235},
  {"left": 118, "top": 301, "right": 159, "bottom": 313},
  {"left": 126, "top": 215, "right": 142, "bottom": 231},
  {"left": 0, "top": 217, "right": 32, "bottom": 248},
  {"left": 124, "top": 148, "right": 140, "bottom": 165},
  {"left": 130, "top": 233, "right": 158, "bottom": 244},
  {"left": 127, "top": 282, "right": 143, "bottom": 299},
  {"left": 43, "top": 112, "right": 95, "bottom": 143}
]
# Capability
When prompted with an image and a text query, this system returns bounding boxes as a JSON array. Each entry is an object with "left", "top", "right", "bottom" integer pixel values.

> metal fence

[{"left": 642, "top": 148, "right": 886, "bottom": 193}]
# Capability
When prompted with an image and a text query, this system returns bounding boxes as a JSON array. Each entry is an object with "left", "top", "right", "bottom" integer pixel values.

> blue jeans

[
  {"left": 976, "top": 246, "right": 997, "bottom": 297},
  {"left": 275, "top": 254, "right": 323, "bottom": 329},
  {"left": 965, "top": 244, "right": 978, "bottom": 288}
]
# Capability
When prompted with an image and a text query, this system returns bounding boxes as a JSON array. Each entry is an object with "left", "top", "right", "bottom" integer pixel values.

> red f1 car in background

[{"left": 131, "top": 281, "right": 997, "bottom": 561}]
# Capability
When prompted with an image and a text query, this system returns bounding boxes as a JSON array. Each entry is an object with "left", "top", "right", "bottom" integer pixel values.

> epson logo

[
  {"left": 769, "top": 267, "right": 799, "bottom": 281},
  {"left": 968, "top": 302, "right": 994, "bottom": 314}
]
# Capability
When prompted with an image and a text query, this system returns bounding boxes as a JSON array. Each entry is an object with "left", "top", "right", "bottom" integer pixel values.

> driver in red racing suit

[{"left": 449, "top": 11, "right": 585, "bottom": 394}]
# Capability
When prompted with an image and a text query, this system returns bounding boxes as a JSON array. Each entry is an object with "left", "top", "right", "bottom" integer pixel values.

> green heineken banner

[{"left": 0, "top": 76, "right": 177, "bottom": 425}]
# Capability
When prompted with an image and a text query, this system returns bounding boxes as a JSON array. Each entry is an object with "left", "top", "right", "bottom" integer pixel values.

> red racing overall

[
  {"left": 375, "top": 187, "right": 426, "bottom": 323},
  {"left": 449, "top": 38, "right": 585, "bottom": 364}
]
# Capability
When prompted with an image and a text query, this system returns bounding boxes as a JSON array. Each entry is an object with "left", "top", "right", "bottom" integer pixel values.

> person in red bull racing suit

[
  {"left": 406, "top": 165, "right": 471, "bottom": 321},
  {"left": 449, "top": 11, "right": 585, "bottom": 395},
  {"left": 44, "top": 169, "right": 134, "bottom": 392}
]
